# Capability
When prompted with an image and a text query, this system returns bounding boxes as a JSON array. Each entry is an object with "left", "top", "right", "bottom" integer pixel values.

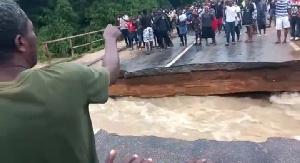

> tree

[
  {"left": 37, "top": 0, "right": 78, "bottom": 57},
  {"left": 16, "top": 0, "right": 173, "bottom": 60}
]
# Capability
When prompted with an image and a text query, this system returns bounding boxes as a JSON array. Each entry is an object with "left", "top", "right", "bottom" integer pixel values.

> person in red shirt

[{"left": 126, "top": 17, "right": 139, "bottom": 50}]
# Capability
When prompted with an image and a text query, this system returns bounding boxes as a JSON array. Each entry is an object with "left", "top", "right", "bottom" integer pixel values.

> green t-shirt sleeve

[
  {"left": 84, "top": 66, "right": 110, "bottom": 104},
  {"left": 46, "top": 63, "right": 110, "bottom": 104}
]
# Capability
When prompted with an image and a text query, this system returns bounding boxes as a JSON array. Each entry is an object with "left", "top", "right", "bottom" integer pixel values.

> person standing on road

[
  {"left": 137, "top": 14, "right": 145, "bottom": 51},
  {"left": 161, "top": 9, "right": 174, "bottom": 48},
  {"left": 275, "top": 0, "right": 291, "bottom": 44},
  {"left": 118, "top": 12, "right": 130, "bottom": 47},
  {"left": 141, "top": 9, "right": 154, "bottom": 55},
  {"left": 256, "top": 0, "right": 267, "bottom": 36},
  {"left": 216, "top": 1, "right": 225, "bottom": 33},
  {"left": 210, "top": 3, "right": 219, "bottom": 34},
  {"left": 178, "top": 9, "right": 188, "bottom": 47},
  {"left": 290, "top": 0, "right": 300, "bottom": 41},
  {"left": 0, "top": 1, "right": 122, "bottom": 163},
  {"left": 193, "top": 12, "right": 202, "bottom": 45},
  {"left": 201, "top": 6, "right": 217, "bottom": 46},
  {"left": 155, "top": 10, "right": 172, "bottom": 51},
  {"left": 269, "top": 0, "right": 276, "bottom": 27},
  {"left": 243, "top": 0, "right": 255, "bottom": 43},
  {"left": 251, "top": 0, "right": 258, "bottom": 34},
  {"left": 224, "top": 0, "right": 238, "bottom": 46},
  {"left": 126, "top": 17, "right": 139, "bottom": 50},
  {"left": 152, "top": 10, "right": 160, "bottom": 48},
  {"left": 234, "top": 2, "right": 242, "bottom": 42}
]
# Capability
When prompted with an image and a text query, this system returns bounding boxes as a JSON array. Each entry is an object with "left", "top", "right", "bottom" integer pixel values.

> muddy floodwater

[{"left": 90, "top": 92, "right": 300, "bottom": 142}]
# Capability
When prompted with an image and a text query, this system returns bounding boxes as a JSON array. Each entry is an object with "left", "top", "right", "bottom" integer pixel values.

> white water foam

[{"left": 270, "top": 92, "right": 300, "bottom": 105}]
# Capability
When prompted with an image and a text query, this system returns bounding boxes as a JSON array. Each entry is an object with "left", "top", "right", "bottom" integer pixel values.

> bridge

[
  {"left": 41, "top": 27, "right": 300, "bottom": 97},
  {"left": 40, "top": 27, "right": 300, "bottom": 162}
]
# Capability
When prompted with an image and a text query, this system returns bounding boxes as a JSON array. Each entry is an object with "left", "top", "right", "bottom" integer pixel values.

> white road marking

[
  {"left": 165, "top": 42, "right": 195, "bottom": 67},
  {"left": 93, "top": 128, "right": 100, "bottom": 135},
  {"left": 289, "top": 42, "right": 300, "bottom": 51}
]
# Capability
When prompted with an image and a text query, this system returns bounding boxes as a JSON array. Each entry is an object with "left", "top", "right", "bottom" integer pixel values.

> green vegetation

[{"left": 16, "top": 0, "right": 175, "bottom": 62}]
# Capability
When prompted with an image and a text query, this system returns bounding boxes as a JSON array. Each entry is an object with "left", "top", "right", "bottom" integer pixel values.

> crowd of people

[
  {"left": 118, "top": 0, "right": 298, "bottom": 54},
  {"left": 0, "top": 0, "right": 210, "bottom": 162}
]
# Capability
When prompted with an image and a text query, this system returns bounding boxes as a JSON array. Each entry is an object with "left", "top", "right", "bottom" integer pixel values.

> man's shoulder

[
  {"left": 140, "top": 15, "right": 146, "bottom": 20},
  {"left": 48, "top": 62, "right": 86, "bottom": 71},
  {"left": 16, "top": 63, "right": 88, "bottom": 90},
  {"left": 33, "top": 62, "right": 87, "bottom": 79},
  {"left": 275, "top": 0, "right": 290, "bottom": 4}
]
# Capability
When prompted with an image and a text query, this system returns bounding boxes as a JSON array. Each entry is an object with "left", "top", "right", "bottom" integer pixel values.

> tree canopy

[{"left": 15, "top": 0, "right": 197, "bottom": 60}]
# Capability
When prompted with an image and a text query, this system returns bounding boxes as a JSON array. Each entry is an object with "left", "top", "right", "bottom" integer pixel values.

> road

[
  {"left": 120, "top": 27, "right": 300, "bottom": 74},
  {"left": 173, "top": 29, "right": 300, "bottom": 66},
  {"left": 94, "top": 130, "right": 300, "bottom": 163},
  {"left": 120, "top": 34, "right": 195, "bottom": 72}
]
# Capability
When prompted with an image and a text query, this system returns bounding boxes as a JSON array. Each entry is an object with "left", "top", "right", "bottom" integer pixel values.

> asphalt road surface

[
  {"left": 121, "top": 34, "right": 195, "bottom": 72},
  {"left": 173, "top": 29, "right": 300, "bottom": 66},
  {"left": 95, "top": 130, "right": 300, "bottom": 163},
  {"left": 120, "top": 27, "right": 300, "bottom": 73}
]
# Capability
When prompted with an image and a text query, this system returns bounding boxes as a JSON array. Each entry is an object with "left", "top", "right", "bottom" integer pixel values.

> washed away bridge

[{"left": 43, "top": 28, "right": 300, "bottom": 98}]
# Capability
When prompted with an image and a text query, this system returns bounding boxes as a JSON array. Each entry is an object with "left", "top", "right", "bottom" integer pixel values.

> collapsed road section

[{"left": 109, "top": 32, "right": 300, "bottom": 97}]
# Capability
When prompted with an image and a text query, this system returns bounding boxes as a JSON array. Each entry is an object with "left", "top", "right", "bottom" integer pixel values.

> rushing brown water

[{"left": 90, "top": 92, "right": 300, "bottom": 142}]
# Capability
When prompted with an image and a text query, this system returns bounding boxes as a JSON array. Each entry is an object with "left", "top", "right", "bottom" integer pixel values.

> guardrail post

[
  {"left": 43, "top": 43, "right": 51, "bottom": 65},
  {"left": 68, "top": 38, "right": 74, "bottom": 56},
  {"left": 88, "top": 33, "right": 92, "bottom": 50}
]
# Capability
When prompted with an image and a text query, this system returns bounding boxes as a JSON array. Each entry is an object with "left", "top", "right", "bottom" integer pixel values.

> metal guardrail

[{"left": 42, "top": 29, "right": 104, "bottom": 64}]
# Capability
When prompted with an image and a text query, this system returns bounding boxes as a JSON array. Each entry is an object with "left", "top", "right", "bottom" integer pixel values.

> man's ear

[{"left": 15, "top": 35, "right": 26, "bottom": 53}]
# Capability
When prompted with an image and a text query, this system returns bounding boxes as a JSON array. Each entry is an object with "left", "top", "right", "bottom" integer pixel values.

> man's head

[
  {"left": 142, "top": 9, "right": 147, "bottom": 15},
  {"left": 156, "top": 9, "right": 161, "bottom": 15},
  {"left": 0, "top": 0, "right": 37, "bottom": 68},
  {"left": 178, "top": 9, "right": 183, "bottom": 14},
  {"left": 204, "top": 6, "right": 209, "bottom": 13},
  {"left": 227, "top": 0, "right": 233, "bottom": 6}
]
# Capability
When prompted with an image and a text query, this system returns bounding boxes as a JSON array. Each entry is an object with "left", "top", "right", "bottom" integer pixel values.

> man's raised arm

[{"left": 102, "top": 24, "right": 122, "bottom": 85}]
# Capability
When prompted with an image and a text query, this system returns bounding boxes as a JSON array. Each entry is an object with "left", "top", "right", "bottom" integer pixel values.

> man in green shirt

[{"left": 0, "top": 0, "right": 121, "bottom": 162}]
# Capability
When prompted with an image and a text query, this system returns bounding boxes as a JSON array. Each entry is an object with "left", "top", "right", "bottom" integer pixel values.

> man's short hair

[
  {"left": 0, "top": 0, "right": 29, "bottom": 62},
  {"left": 142, "top": 9, "right": 147, "bottom": 14}
]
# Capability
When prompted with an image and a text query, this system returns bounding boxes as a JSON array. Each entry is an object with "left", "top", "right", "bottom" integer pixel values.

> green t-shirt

[{"left": 0, "top": 62, "right": 110, "bottom": 163}]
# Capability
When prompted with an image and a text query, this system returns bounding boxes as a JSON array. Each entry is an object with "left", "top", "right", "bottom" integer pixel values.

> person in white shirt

[
  {"left": 179, "top": 12, "right": 187, "bottom": 22},
  {"left": 118, "top": 13, "right": 130, "bottom": 47},
  {"left": 178, "top": 10, "right": 188, "bottom": 46},
  {"left": 234, "top": 3, "right": 242, "bottom": 41},
  {"left": 199, "top": 7, "right": 205, "bottom": 17},
  {"left": 275, "top": 0, "right": 292, "bottom": 44},
  {"left": 198, "top": 7, "right": 203, "bottom": 15},
  {"left": 224, "top": 0, "right": 238, "bottom": 46}
]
